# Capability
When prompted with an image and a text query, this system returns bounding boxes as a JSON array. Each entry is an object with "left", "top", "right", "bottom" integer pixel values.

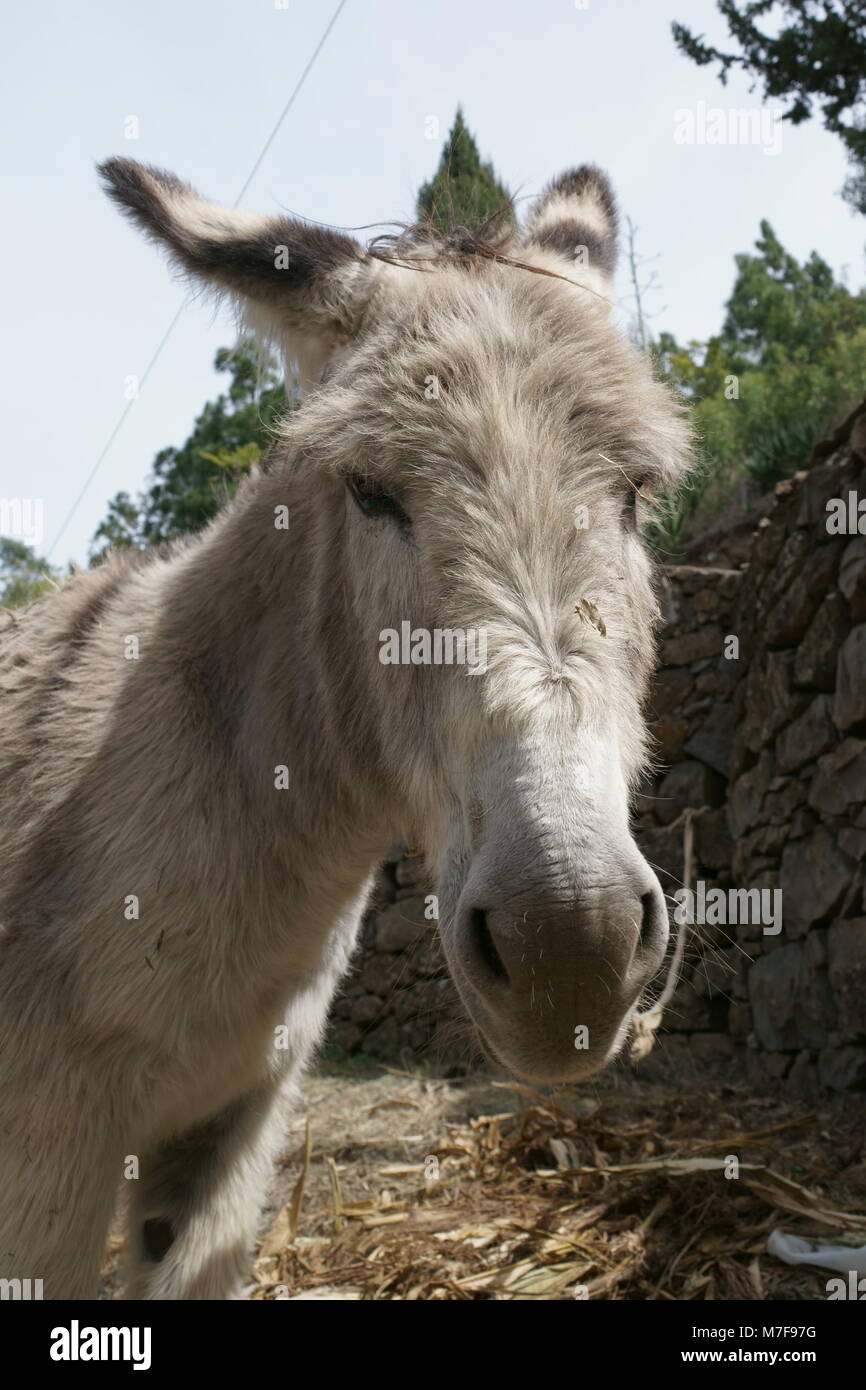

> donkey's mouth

[
  {"left": 442, "top": 870, "right": 669, "bottom": 1085},
  {"left": 467, "top": 1008, "right": 634, "bottom": 1085},
  {"left": 446, "top": 950, "right": 650, "bottom": 1085}
]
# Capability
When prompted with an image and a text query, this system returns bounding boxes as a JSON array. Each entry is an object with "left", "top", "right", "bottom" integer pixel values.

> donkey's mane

[
  {"left": 365, "top": 210, "right": 596, "bottom": 293},
  {"left": 367, "top": 203, "right": 513, "bottom": 258}
]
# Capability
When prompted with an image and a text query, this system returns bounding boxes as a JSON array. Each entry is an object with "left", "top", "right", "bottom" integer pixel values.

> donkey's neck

[{"left": 155, "top": 467, "right": 398, "bottom": 887}]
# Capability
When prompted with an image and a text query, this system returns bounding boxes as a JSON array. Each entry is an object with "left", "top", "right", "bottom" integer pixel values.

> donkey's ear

[
  {"left": 521, "top": 165, "right": 619, "bottom": 283},
  {"left": 98, "top": 157, "right": 377, "bottom": 387}
]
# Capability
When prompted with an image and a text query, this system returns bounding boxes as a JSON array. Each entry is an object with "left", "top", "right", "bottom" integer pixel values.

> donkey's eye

[{"left": 347, "top": 474, "right": 409, "bottom": 524}]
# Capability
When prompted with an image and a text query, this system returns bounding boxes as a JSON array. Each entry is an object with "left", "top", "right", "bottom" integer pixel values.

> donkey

[{"left": 0, "top": 157, "right": 691, "bottom": 1299}]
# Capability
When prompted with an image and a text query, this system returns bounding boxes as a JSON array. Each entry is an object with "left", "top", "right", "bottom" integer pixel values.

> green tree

[
  {"left": 649, "top": 220, "right": 866, "bottom": 549},
  {"left": 91, "top": 341, "right": 288, "bottom": 561},
  {"left": 0, "top": 537, "right": 58, "bottom": 608},
  {"left": 721, "top": 220, "right": 866, "bottom": 369},
  {"left": 417, "top": 107, "right": 511, "bottom": 231},
  {"left": 672, "top": 2, "right": 866, "bottom": 213}
]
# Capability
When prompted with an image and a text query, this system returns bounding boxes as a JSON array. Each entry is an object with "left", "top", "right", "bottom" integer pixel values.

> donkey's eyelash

[{"left": 346, "top": 473, "right": 411, "bottom": 525}]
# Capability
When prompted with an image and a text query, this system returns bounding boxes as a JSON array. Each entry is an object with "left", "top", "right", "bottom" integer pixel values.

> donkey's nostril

[
  {"left": 638, "top": 888, "right": 667, "bottom": 958},
  {"left": 639, "top": 892, "right": 655, "bottom": 943},
  {"left": 469, "top": 908, "right": 509, "bottom": 983}
]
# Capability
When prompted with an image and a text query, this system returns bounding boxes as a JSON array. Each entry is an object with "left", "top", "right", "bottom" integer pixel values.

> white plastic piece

[{"left": 767, "top": 1229, "right": 866, "bottom": 1275}]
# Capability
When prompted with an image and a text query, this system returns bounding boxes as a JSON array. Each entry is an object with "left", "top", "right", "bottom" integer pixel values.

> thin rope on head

[
  {"left": 366, "top": 221, "right": 613, "bottom": 306},
  {"left": 367, "top": 248, "right": 612, "bottom": 306}
]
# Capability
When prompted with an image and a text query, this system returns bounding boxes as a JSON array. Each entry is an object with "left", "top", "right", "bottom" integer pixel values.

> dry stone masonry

[{"left": 328, "top": 401, "right": 866, "bottom": 1092}]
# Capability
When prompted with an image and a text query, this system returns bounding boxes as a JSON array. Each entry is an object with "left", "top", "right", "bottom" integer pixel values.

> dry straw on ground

[{"left": 249, "top": 1063, "right": 866, "bottom": 1302}]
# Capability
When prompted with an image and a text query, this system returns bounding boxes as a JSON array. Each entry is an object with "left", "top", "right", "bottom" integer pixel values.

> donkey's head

[{"left": 101, "top": 158, "right": 691, "bottom": 1083}]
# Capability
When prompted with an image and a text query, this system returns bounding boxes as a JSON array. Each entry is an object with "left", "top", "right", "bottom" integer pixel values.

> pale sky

[{"left": 3, "top": 0, "right": 864, "bottom": 568}]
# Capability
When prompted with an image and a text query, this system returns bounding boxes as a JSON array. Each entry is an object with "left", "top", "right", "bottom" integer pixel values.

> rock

[
  {"left": 789, "top": 807, "right": 819, "bottom": 840},
  {"left": 692, "top": 586, "right": 722, "bottom": 620},
  {"left": 393, "top": 985, "right": 424, "bottom": 1023},
  {"left": 694, "top": 807, "right": 734, "bottom": 871},
  {"left": 660, "top": 625, "right": 723, "bottom": 667},
  {"left": 374, "top": 896, "right": 431, "bottom": 952},
  {"left": 828, "top": 919, "right": 866, "bottom": 1038},
  {"left": 362, "top": 1016, "right": 402, "bottom": 1056},
  {"left": 633, "top": 1032, "right": 692, "bottom": 1079},
  {"left": 691, "top": 946, "right": 740, "bottom": 999},
  {"left": 683, "top": 696, "right": 712, "bottom": 720},
  {"left": 664, "top": 565, "right": 742, "bottom": 600},
  {"left": 746, "top": 1051, "right": 791, "bottom": 1085},
  {"left": 803, "top": 929, "right": 828, "bottom": 968},
  {"left": 851, "top": 414, "right": 866, "bottom": 462},
  {"left": 663, "top": 978, "right": 715, "bottom": 1031},
  {"left": 797, "top": 465, "right": 851, "bottom": 528},
  {"left": 799, "top": 967, "right": 837, "bottom": 1049},
  {"left": 834, "top": 624, "right": 866, "bottom": 731},
  {"left": 334, "top": 1023, "right": 364, "bottom": 1053},
  {"left": 655, "top": 760, "right": 725, "bottom": 825},
  {"left": 763, "top": 777, "right": 806, "bottom": 825},
  {"left": 684, "top": 702, "right": 736, "bottom": 776},
  {"left": 763, "top": 534, "right": 837, "bottom": 647},
  {"left": 779, "top": 828, "right": 853, "bottom": 934},
  {"left": 808, "top": 738, "right": 866, "bottom": 816},
  {"left": 737, "top": 650, "right": 800, "bottom": 755},
  {"left": 649, "top": 667, "right": 694, "bottom": 718},
  {"left": 749, "top": 945, "right": 801, "bottom": 1050},
  {"left": 787, "top": 1051, "right": 819, "bottom": 1098},
  {"left": 650, "top": 718, "right": 688, "bottom": 763},
  {"left": 636, "top": 818, "right": 685, "bottom": 893},
  {"left": 688, "top": 1033, "right": 739, "bottom": 1067},
  {"left": 840, "top": 828, "right": 866, "bottom": 861},
  {"left": 695, "top": 669, "right": 723, "bottom": 695},
  {"left": 839, "top": 537, "right": 866, "bottom": 623},
  {"left": 794, "top": 591, "right": 848, "bottom": 690},
  {"left": 728, "top": 752, "right": 775, "bottom": 838},
  {"left": 775, "top": 695, "right": 838, "bottom": 773},
  {"left": 732, "top": 824, "right": 786, "bottom": 878},
  {"left": 728, "top": 1002, "right": 753, "bottom": 1037},
  {"left": 349, "top": 994, "right": 383, "bottom": 1025},
  {"left": 817, "top": 1045, "right": 866, "bottom": 1091},
  {"left": 358, "top": 953, "right": 403, "bottom": 996}
]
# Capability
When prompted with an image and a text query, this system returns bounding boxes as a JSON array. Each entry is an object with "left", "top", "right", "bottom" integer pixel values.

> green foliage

[
  {"left": 417, "top": 107, "right": 511, "bottom": 232},
  {"left": 672, "top": 2, "right": 866, "bottom": 214},
  {"left": 0, "top": 537, "right": 58, "bottom": 609},
  {"left": 721, "top": 221, "right": 864, "bottom": 368},
  {"left": 91, "top": 341, "right": 288, "bottom": 562},
  {"left": 648, "top": 222, "right": 866, "bottom": 552}
]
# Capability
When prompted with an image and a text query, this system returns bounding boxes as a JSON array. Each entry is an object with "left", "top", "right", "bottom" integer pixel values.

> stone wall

[
  {"left": 328, "top": 401, "right": 866, "bottom": 1091},
  {"left": 327, "top": 849, "right": 467, "bottom": 1067},
  {"left": 723, "top": 403, "right": 866, "bottom": 1093}
]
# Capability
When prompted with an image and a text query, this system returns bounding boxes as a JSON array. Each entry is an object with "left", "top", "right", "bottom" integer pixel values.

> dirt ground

[{"left": 244, "top": 1050, "right": 866, "bottom": 1301}]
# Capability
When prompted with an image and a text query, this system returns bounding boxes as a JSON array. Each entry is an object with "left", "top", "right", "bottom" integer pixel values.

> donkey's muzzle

[{"left": 450, "top": 860, "right": 669, "bottom": 1083}]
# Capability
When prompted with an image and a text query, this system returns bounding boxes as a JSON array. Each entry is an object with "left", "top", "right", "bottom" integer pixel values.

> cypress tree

[{"left": 417, "top": 107, "right": 511, "bottom": 232}]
